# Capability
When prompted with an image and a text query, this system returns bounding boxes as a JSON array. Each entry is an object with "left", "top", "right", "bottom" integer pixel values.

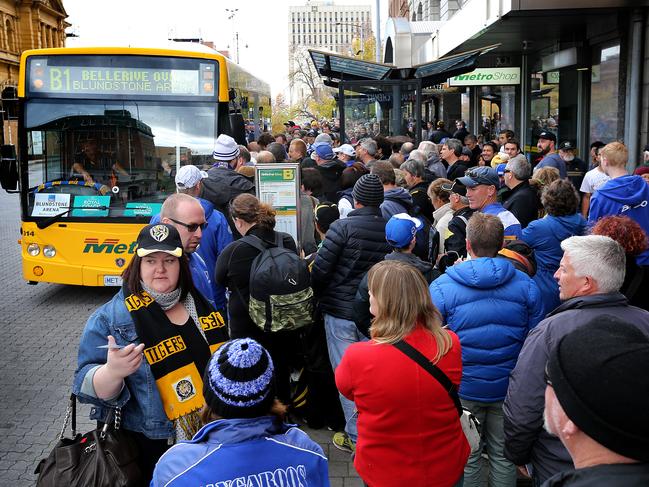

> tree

[
  {"left": 351, "top": 35, "right": 377, "bottom": 62},
  {"left": 270, "top": 93, "right": 298, "bottom": 134},
  {"left": 288, "top": 44, "right": 338, "bottom": 121}
]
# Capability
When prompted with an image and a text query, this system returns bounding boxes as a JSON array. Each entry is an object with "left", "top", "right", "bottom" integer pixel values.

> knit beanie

[
  {"left": 212, "top": 134, "right": 240, "bottom": 162},
  {"left": 352, "top": 173, "right": 384, "bottom": 207},
  {"left": 203, "top": 338, "right": 275, "bottom": 419},
  {"left": 546, "top": 315, "right": 649, "bottom": 462}
]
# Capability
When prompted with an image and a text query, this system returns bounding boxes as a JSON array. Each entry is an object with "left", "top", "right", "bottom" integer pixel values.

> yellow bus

[{"left": 4, "top": 44, "right": 270, "bottom": 286}]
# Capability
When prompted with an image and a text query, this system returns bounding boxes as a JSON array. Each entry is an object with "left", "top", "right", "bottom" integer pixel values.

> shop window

[
  {"left": 589, "top": 44, "right": 621, "bottom": 143},
  {"left": 529, "top": 72, "right": 559, "bottom": 145},
  {"left": 479, "top": 85, "right": 517, "bottom": 143}
]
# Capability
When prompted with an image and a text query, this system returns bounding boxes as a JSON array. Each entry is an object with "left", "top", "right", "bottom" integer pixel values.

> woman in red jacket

[{"left": 336, "top": 260, "right": 469, "bottom": 487}]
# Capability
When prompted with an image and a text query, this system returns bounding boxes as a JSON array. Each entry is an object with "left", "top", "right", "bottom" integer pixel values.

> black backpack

[
  {"left": 242, "top": 234, "right": 314, "bottom": 333},
  {"left": 384, "top": 196, "right": 439, "bottom": 263}
]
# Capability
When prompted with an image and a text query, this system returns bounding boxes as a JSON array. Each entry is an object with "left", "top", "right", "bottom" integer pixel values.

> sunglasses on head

[
  {"left": 544, "top": 363, "right": 552, "bottom": 387},
  {"left": 168, "top": 218, "right": 207, "bottom": 233}
]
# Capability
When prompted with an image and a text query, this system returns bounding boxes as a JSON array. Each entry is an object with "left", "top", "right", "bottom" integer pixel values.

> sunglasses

[
  {"left": 168, "top": 218, "right": 207, "bottom": 233},
  {"left": 544, "top": 363, "right": 552, "bottom": 387}
]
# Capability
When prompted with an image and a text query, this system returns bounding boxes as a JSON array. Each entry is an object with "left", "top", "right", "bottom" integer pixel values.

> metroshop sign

[{"left": 448, "top": 67, "right": 521, "bottom": 86}]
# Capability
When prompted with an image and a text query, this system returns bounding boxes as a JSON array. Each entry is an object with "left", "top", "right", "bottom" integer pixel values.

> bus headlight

[
  {"left": 43, "top": 245, "right": 56, "bottom": 258},
  {"left": 27, "top": 243, "right": 40, "bottom": 256}
]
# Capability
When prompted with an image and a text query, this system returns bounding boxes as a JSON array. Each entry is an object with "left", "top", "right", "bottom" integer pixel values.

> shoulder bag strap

[
  {"left": 625, "top": 266, "right": 645, "bottom": 300},
  {"left": 393, "top": 340, "right": 462, "bottom": 417},
  {"left": 240, "top": 234, "right": 267, "bottom": 253}
]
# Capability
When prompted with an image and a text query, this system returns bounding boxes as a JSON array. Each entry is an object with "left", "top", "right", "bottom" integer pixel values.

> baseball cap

[
  {"left": 458, "top": 166, "right": 500, "bottom": 188},
  {"left": 283, "top": 120, "right": 295, "bottom": 127},
  {"left": 135, "top": 223, "right": 183, "bottom": 258},
  {"left": 496, "top": 163, "right": 507, "bottom": 177},
  {"left": 313, "top": 142, "right": 335, "bottom": 160},
  {"left": 307, "top": 129, "right": 318, "bottom": 137},
  {"left": 334, "top": 144, "right": 356, "bottom": 157},
  {"left": 440, "top": 180, "right": 467, "bottom": 197},
  {"left": 558, "top": 141, "right": 575, "bottom": 151},
  {"left": 385, "top": 213, "right": 423, "bottom": 248},
  {"left": 461, "top": 146, "right": 473, "bottom": 158},
  {"left": 314, "top": 133, "right": 333, "bottom": 145},
  {"left": 538, "top": 131, "right": 557, "bottom": 143},
  {"left": 175, "top": 165, "right": 207, "bottom": 190}
]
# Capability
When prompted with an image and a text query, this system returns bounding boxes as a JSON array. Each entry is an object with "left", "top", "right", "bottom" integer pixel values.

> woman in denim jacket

[{"left": 73, "top": 223, "right": 228, "bottom": 481}]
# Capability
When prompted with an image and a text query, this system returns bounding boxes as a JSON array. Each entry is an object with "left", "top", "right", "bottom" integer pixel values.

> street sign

[{"left": 255, "top": 163, "right": 301, "bottom": 250}]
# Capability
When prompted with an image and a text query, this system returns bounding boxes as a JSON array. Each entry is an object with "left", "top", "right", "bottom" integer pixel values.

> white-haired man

[
  {"left": 503, "top": 235, "right": 649, "bottom": 485},
  {"left": 202, "top": 134, "right": 255, "bottom": 237},
  {"left": 501, "top": 154, "right": 541, "bottom": 228}
]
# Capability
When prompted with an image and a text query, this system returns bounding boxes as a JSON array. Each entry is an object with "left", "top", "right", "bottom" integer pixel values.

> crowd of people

[{"left": 71, "top": 118, "right": 649, "bottom": 487}]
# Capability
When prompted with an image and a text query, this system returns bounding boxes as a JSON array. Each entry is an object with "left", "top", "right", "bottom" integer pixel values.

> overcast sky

[{"left": 64, "top": 0, "right": 388, "bottom": 99}]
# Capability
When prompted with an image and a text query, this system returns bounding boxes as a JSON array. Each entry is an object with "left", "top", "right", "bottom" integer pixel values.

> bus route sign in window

[{"left": 27, "top": 55, "right": 217, "bottom": 99}]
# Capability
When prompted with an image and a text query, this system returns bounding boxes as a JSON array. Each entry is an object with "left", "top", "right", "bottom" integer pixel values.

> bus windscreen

[{"left": 27, "top": 55, "right": 217, "bottom": 99}]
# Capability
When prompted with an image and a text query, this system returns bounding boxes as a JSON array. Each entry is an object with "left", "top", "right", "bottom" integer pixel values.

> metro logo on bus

[{"left": 83, "top": 238, "right": 137, "bottom": 254}]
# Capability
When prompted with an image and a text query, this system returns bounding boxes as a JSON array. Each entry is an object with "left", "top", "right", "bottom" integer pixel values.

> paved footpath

[{"left": 0, "top": 189, "right": 361, "bottom": 486}]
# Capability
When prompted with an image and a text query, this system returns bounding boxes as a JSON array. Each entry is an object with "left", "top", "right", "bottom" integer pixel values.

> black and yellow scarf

[{"left": 123, "top": 284, "right": 228, "bottom": 435}]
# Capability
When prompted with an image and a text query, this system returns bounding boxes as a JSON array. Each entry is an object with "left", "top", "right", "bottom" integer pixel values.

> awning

[{"left": 309, "top": 44, "right": 499, "bottom": 88}]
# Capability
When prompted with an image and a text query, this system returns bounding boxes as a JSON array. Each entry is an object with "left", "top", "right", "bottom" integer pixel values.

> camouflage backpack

[{"left": 242, "top": 234, "right": 314, "bottom": 333}]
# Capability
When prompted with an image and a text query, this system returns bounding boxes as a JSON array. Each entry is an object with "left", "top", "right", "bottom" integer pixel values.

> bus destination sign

[{"left": 28, "top": 59, "right": 216, "bottom": 97}]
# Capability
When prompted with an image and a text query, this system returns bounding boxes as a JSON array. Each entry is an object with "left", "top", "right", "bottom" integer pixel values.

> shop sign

[{"left": 448, "top": 67, "right": 521, "bottom": 86}]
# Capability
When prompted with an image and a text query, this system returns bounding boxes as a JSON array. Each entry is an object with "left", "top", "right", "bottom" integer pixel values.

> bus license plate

[{"left": 103, "top": 275, "right": 123, "bottom": 286}]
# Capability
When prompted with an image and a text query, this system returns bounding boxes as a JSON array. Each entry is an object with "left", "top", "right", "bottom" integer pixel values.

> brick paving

[{"left": 0, "top": 189, "right": 361, "bottom": 486}]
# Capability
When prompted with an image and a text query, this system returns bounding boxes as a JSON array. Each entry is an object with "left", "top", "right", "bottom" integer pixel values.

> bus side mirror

[
  {"left": 229, "top": 113, "right": 247, "bottom": 146},
  {"left": 0, "top": 144, "right": 18, "bottom": 191}
]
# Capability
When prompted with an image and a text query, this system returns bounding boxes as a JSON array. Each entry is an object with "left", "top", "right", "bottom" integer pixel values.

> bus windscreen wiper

[{"left": 36, "top": 206, "right": 109, "bottom": 229}]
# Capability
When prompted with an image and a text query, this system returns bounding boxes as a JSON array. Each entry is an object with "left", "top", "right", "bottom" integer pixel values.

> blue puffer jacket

[
  {"left": 151, "top": 416, "right": 330, "bottom": 487},
  {"left": 429, "top": 257, "right": 544, "bottom": 402},
  {"left": 522, "top": 213, "right": 587, "bottom": 317}
]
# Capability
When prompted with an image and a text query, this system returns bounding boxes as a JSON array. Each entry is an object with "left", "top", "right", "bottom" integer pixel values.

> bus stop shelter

[{"left": 309, "top": 44, "right": 497, "bottom": 144}]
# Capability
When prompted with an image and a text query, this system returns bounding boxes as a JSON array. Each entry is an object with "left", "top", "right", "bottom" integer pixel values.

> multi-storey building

[{"left": 288, "top": 1, "right": 372, "bottom": 105}]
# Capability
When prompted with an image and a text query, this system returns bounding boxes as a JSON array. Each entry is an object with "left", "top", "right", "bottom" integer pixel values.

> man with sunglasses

[
  {"left": 457, "top": 166, "right": 522, "bottom": 240},
  {"left": 150, "top": 193, "right": 218, "bottom": 310}
]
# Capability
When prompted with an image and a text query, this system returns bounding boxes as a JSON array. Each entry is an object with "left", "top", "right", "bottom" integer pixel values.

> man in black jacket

[
  {"left": 312, "top": 174, "right": 390, "bottom": 452},
  {"left": 503, "top": 235, "right": 649, "bottom": 485},
  {"left": 441, "top": 138, "right": 469, "bottom": 181},
  {"left": 502, "top": 154, "right": 541, "bottom": 228},
  {"left": 201, "top": 134, "right": 255, "bottom": 238},
  {"left": 542, "top": 316, "right": 649, "bottom": 486},
  {"left": 437, "top": 180, "right": 474, "bottom": 271},
  {"left": 312, "top": 142, "right": 345, "bottom": 203}
]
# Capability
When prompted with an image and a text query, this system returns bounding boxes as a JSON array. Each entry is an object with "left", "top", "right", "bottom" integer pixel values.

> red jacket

[{"left": 336, "top": 326, "right": 469, "bottom": 487}]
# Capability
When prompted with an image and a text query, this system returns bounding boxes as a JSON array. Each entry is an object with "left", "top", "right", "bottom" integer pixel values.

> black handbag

[{"left": 35, "top": 393, "right": 143, "bottom": 487}]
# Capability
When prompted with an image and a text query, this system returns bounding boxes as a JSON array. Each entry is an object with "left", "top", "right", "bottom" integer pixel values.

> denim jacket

[{"left": 72, "top": 288, "right": 173, "bottom": 440}]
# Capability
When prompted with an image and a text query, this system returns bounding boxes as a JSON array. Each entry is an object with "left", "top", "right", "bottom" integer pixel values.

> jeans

[
  {"left": 461, "top": 399, "right": 516, "bottom": 487},
  {"left": 324, "top": 313, "right": 367, "bottom": 443}
]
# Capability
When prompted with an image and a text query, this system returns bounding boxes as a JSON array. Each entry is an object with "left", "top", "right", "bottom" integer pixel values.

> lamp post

[
  {"left": 225, "top": 8, "right": 240, "bottom": 63},
  {"left": 335, "top": 21, "right": 364, "bottom": 57}
]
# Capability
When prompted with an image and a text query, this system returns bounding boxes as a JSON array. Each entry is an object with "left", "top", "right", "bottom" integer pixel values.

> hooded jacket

[
  {"left": 201, "top": 166, "right": 256, "bottom": 237},
  {"left": 315, "top": 158, "right": 345, "bottom": 203},
  {"left": 353, "top": 252, "right": 440, "bottom": 338},
  {"left": 522, "top": 213, "right": 587, "bottom": 317},
  {"left": 589, "top": 175, "right": 649, "bottom": 264},
  {"left": 151, "top": 416, "right": 329, "bottom": 487},
  {"left": 430, "top": 257, "right": 543, "bottom": 402},
  {"left": 380, "top": 187, "right": 414, "bottom": 220},
  {"left": 503, "top": 292, "right": 649, "bottom": 484},
  {"left": 312, "top": 206, "right": 390, "bottom": 320}
]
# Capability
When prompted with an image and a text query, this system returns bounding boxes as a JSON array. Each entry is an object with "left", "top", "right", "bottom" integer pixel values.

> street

[{"left": 0, "top": 189, "right": 361, "bottom": 486}]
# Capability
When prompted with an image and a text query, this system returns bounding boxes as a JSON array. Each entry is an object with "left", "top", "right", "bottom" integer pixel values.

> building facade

[
  {"left": 288, "top": 1, "right": 372, "bottom": 105},
  {"left": 0, "top": 0, "right": 67, "bottom": 89},
  {"left": 427, "top": 1, "right": 649, "bottom": 167}
]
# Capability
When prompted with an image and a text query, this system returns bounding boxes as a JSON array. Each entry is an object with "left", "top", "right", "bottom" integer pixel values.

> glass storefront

[
  {"left": 478, "top": 85, "right": 517, "bottom": 142},
  {"left": 529, "top": 72, "right": 560, "bottom": 143},
  {"left": 590, "top": 44, "right": 622, "bottom": 143}
]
